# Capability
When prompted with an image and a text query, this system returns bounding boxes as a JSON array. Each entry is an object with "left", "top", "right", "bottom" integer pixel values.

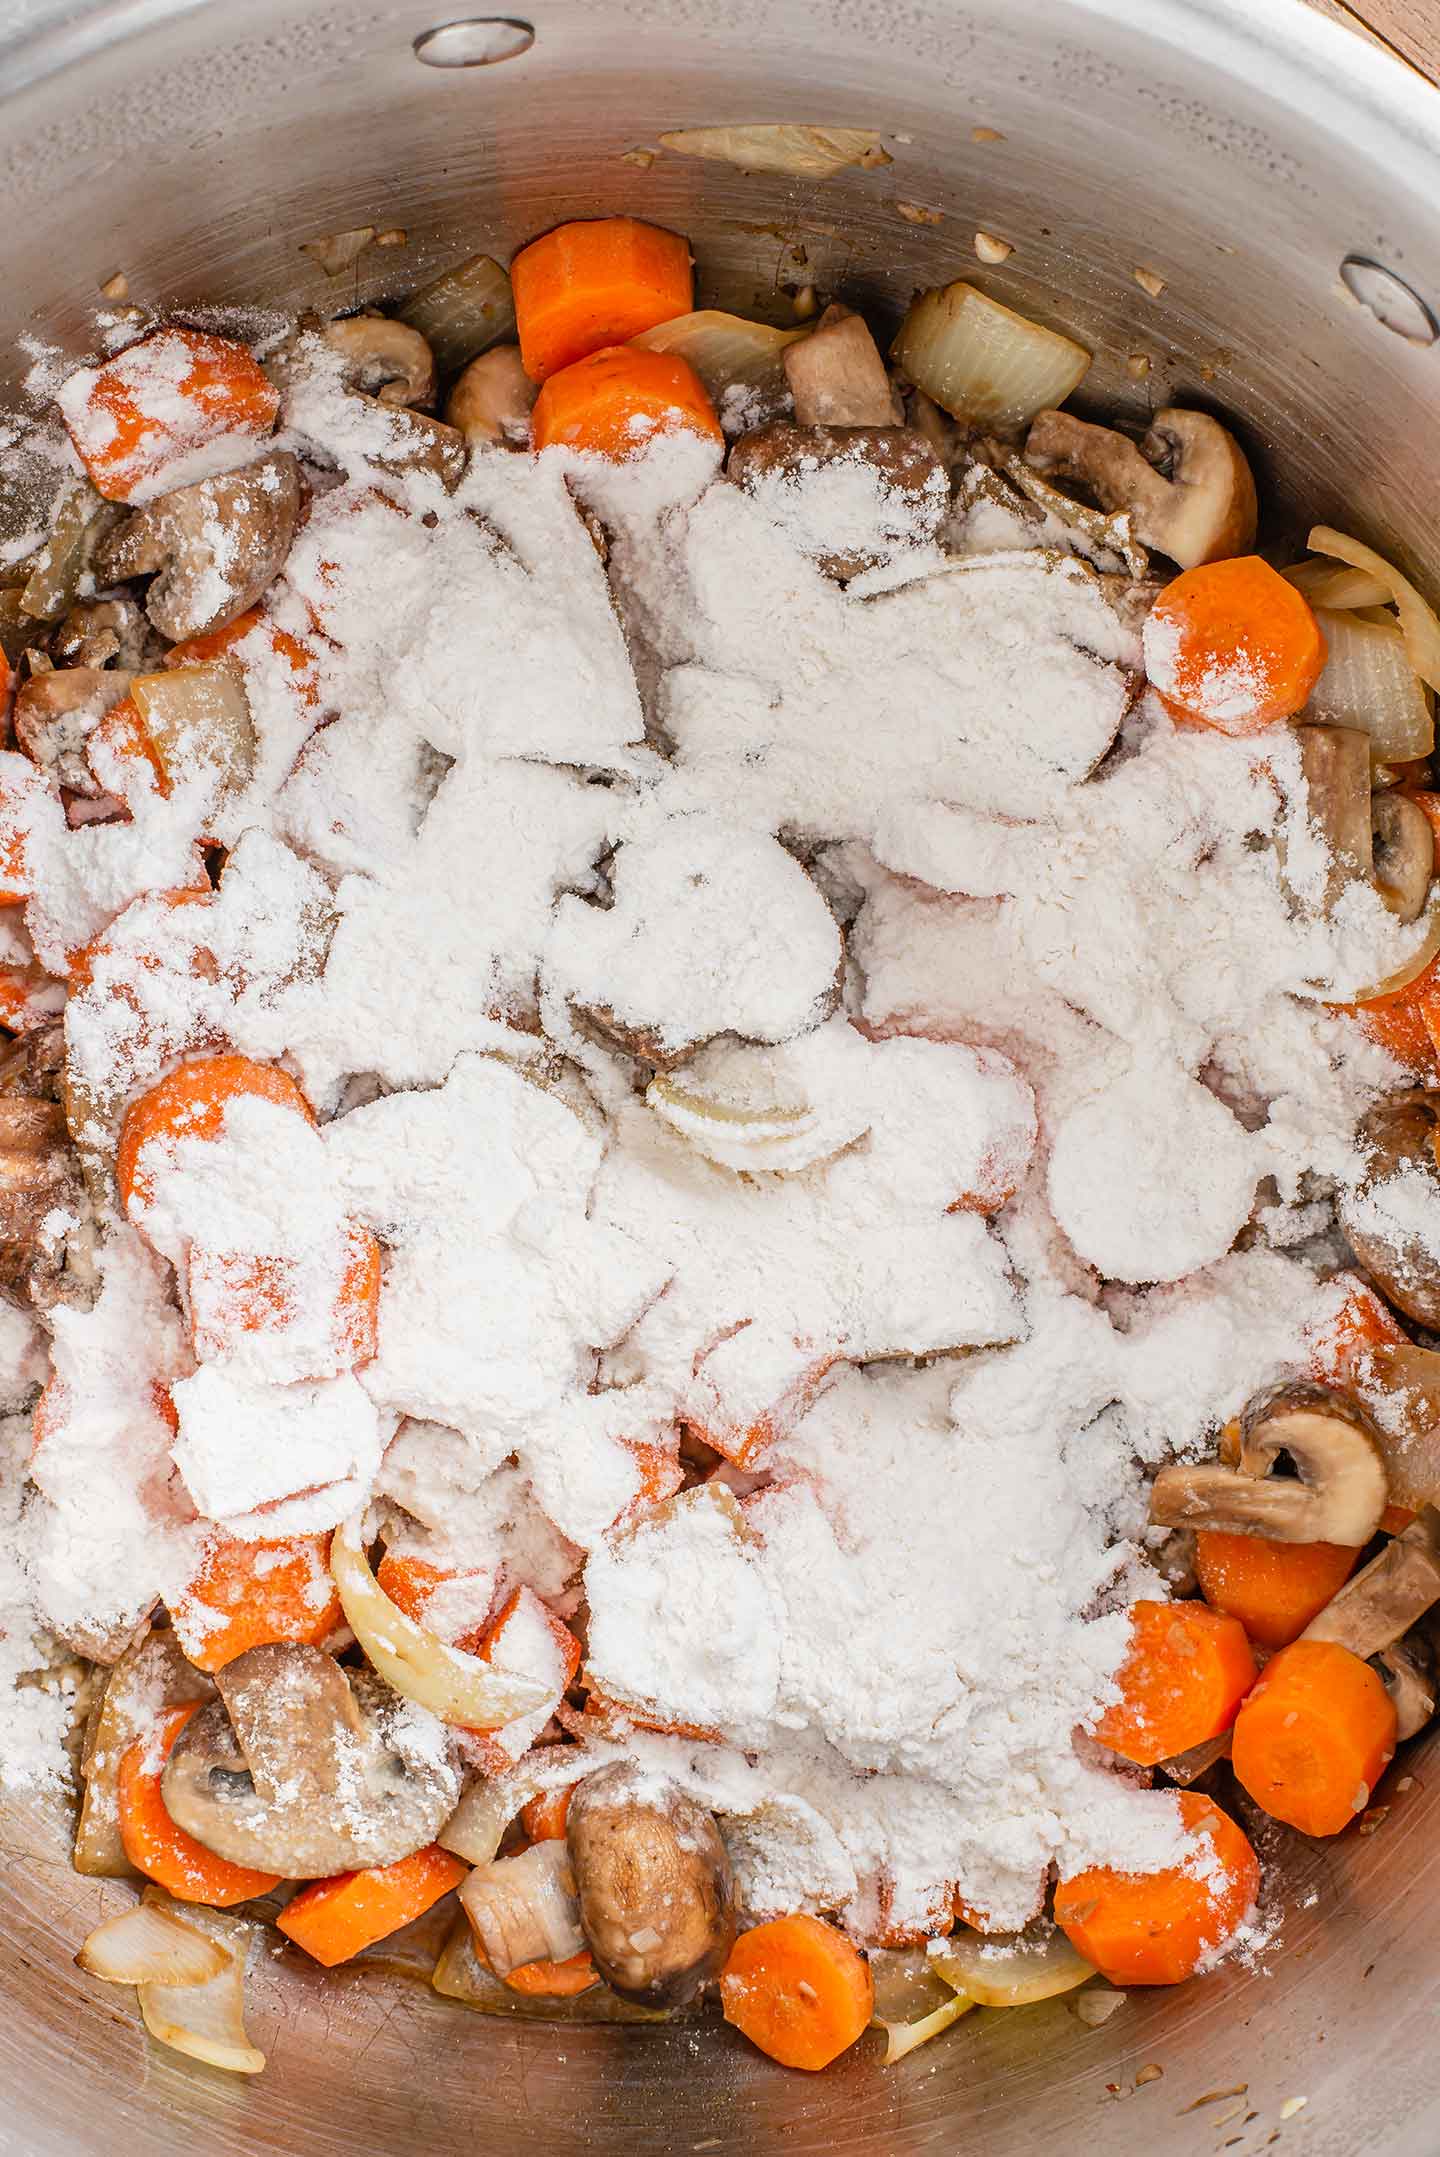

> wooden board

[{"left": 1306, "top": 0, "right": 1440, "bottom": 84}]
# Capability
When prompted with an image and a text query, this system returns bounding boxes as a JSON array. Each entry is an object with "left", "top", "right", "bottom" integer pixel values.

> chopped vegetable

[
  {"left": 531, "top": 346, "right": 723, "bottom": 459},
  {"left": 891, "top": 281, "right": 1090, "bottom": 432},
  {"left": 277, "top": 1844, "right": 468, "bottom": 1966},
  {"left": 136, "top": 1899, "right": 265, "bottom": 2074},
  {"left": 1194, "top": 1530, "right": 1359, "bottom": 1649},
  {"left": 519, "top": 1784, "right": 574, "bottom": 1843},
  {"left": 117, "top": 1702, "right": 282, "bottom": 1906},
  {"left": 1307, "top": 610, "right": 1434, "bottom": 763},
  {"left": 117, "top": 1054, "right": 315, "bottom": 1217},
  {"left": 460, "top": 1838, "right": 586, "bottom": 1976},
  {"left": 1304, "top": 526, "right": 1440, "bottom": 695},
  {"left": 398, "top": 253, "right": 516, "bottom": 375},
  {"left": 1054, "top": 1792, "right": 1259, "bottom": 1985},
  {"left": 1230, "top": 1637, "right": 1398, "bottom": 1835},
  {"left": 630, "top": 310, "right": 807, "bottom": 415},
  {"left": 719, "top": 1912, "right": 874, "bottom": 2071},
  {"left": 566, "top": 1762, "right": 735, "bottom": 2007},
  {"left": 1092, "top": 1600, "right": 1256, "bottom": 1767},
  {"left": 128, "top": 664, "right": 258, "bottom": 800},
  {"left": 57, "top": 327, "right": 280, "bottom": 504},
  {"left": 329, "top": 1516, "right": 551, "bottom": 1729},
  {"left": 77, "top": 1897, "right": 229, "bottom": 1987},
  {"left": 74, "top": 1628, "right": 214, "bottom": 1879},
  {"left": 431, "top": 1916, "right": 668, "bottom": 2021},
  {"left": 170, "top": 1531, "right": 342, "bottom": 1672},
  {"left": 879, "top": 1989, "right": 974, "bottom": 2062},
  {"left": 658, "top": 123, "right": 890, "bottom": 177},
  {"left": 928, "top": 1923, "right": 1095, "bottom": 2006},
  {"left": 1143, "top": 557, "right": 1327, "bottom": 734},
  {"left": 438, "top": 1752, "right": 592, "bottom": 1866},
  {"left": 511, "top": 217, "right": 693, "bottom": 381}
]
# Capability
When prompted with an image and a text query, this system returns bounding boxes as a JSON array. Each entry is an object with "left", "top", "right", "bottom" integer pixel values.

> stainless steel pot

[{"left": 4, "top": 0, "right": 1440, "bottom": 2148}]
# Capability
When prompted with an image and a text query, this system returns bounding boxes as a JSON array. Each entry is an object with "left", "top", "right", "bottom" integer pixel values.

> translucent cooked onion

[
  {"left": 131, "top": 664, "right": 257, "bottom": 794},
  {"left": 77, "top": 1900, "right": 228, "bottom": 1987},
  {"left": 1308, "top": 525, "right": 1440, "bottom": 695},
  {"left": 928, "top": 1925, "right": 1096, "bottom": 2006},
  {"left": 891, "top": 283, "right": 1091, "bottom": 433},
  {"left": 657, "top": 125, "right": 891, "bottom": 178},
  {"left": 880, "top": 1991, "right": 975, "bottom": 2063},
  {"left": 398, "top": 254, "right": 516, "bottom": 375},
  {"left": 631, "top": 311, "right": 807, "bottom": 410},
  {"left": 868, "top": 1945, "right": 956, "bottom": 2024},
  {"left": 646, "top": 1035, "right": 872, "bottom": 1174},
  {"left": 1307, "top": 610, "right": 1434, "bottom": 762},
  {"left": 300, "top": 226, "right": 378, "bottom": 277},
  {"left": 1283, "top": 559, "right": 1392, "bottom": 610},
  {"left": 136, "top": 1901, "right": 264, "bottom": 2075},
  {"left": 330, "top": 1518, "right": 550, "bottom": 1729},
  {"left": 432, "top": 1917, "right": 672, "bottom": 2022},
  {"left": 439, "top": 1753, "right": 592, "bottom": 1865},
  {"left": 1322, "top": 893, "right": 1440, "bottom": 1005}
]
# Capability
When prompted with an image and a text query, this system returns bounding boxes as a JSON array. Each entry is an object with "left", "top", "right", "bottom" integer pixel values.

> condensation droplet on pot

[
  {"left": 1340, "top": 256, "right": 1438, "bottom": 345},
  {"left": 974, "top": 231, "right": 1013, "bottom": 264},
  {"left": 413, "top": 17, "right": 535, "bottom": 66}
]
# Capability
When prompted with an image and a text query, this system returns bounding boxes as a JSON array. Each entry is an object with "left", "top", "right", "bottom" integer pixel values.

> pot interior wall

[{"left": 5, "top": 0, "right": 1440, "bottom": 2150}]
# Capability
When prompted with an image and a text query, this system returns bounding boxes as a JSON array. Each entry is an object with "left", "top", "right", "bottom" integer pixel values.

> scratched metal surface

[{"left": 4, "top": 0, "right": 1440, "bottom": 2150}]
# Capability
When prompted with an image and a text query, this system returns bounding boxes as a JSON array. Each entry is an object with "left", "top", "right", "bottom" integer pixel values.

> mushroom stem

[
  {"left": 782, "top": 305, "right": 904, "bottom": 428},
  {"left": 1023, "top": 405, "right": 1257, "bottom": 569},
  {"left": 1289, "top": 725, "right": 1374, "bottom": 912},
  {"left": 1301, "top": 1512, "right": 1440, "bottom": 1662},
  {"left": 459, "top": 1840, "right": 586, "bottom": 1977},
  {"left": 1150, "top": 1382, "right": 1388, "bottom": 1547}
]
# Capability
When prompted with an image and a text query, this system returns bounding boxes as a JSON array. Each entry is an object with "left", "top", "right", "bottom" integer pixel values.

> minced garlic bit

[
  {"left": 897, "top": 201, "right": 943, "bottom": 226},
  {"left": 1125, "top": 352, "right": 1152, "bottom": 380},
  {"left": 374, "top": 228, "right": 409, "bottom": 249},
  {"left": 98, "top": 271, "right": 129, "bottom": 302},
  {"left": 974, "top": 231, "right": 1014, "bottom": 264},
  {"left": 1133, "top": 264, "right": 1167, "bottom": 298},
  {"left": 972, "top": 125, "right": 1006, "bottom": 142},
  {"left": 1279, "top": 2097, "right": 1308, "bottom": 2121},
  {"left": 621, "top": 147, "right": 657, "bottom": 168}
]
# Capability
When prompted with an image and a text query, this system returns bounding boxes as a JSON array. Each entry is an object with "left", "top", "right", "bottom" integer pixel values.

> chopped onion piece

[
  {"left": 647, "top": 1034, "right": 872, "bottom": 1174},
  {"left": 1323, "top": 892, "right": 1440, "bottom": 1005},
  {"left": 136, "top": 1901, "right": 263, "bottom": 2075},
  {"left": 657, "top": 125, "right": 891, "bottom": 178},
  {"left": 1073, "top": 1985, "right": 1127, "bottom": 2027},
  {"left": 631, "top": 311, "right": 807, "bottom": 414},
  {"left": 1284, "top": 559, "right": 1392, "bottom": 611},
  {"left": 928, "top": 1924, "right": 1096, "bottom": 2006},
  {"left": 1308, "top": 525, "right": 1440, "bottom": 695},
  {"left": 78, "top": 1900, "right": 228, "bottom": 1987},
  {"left": 330, "top": 1517, "right": 550, "bottom": 1729},
  {"left": 880, "top": 1990, "right": 975, "bottom": 2063},
  {"left": 433, "top": 1917, "right": 671, "bottom": 2021},
  {"left": 1305, "top": 610, "right": 1433, "bottom": 762},
  {"left": 439, "top": 1751, "right": 594, "bottom": 1865},
  {"left": 892, "top": 282, "right": 1090, "bottom": 433},
  {"left": 398, "top": 254, "right": 515, "bottom": 375},
  {"left": 131, "top": 664, "right": 257, "bottom": 795},
  {"left": 301, "top": 226, "right": 377, "bottom": 277},
  {"left": 868, "top": 1944, "right": 956, "bottom": 2024}
]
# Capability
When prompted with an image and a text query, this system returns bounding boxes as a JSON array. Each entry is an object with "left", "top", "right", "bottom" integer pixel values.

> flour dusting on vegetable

[{"left": 1, "top": 213, "right": 1439, "bottom": 2075}]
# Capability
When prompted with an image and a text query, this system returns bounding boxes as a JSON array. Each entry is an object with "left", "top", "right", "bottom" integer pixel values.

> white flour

[{"left": 0, "top": 338, "right": 1413, "bottom": 1947}]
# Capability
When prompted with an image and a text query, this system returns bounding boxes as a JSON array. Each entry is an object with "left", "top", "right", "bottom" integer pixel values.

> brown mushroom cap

[
  {"left": 1372, "top": 791, "right": 1435, "bottom": 923},
  {"left": 161, "top": 1642, "right": 459, "bottom": 1876},
  {"left": 1303, "top": 1511, "right": 1440, "bottom": 1662},
  {"left": 782, "top": 306, "right": 903, "bottom": 429},
  {"left": 1377, "top": 1630, "right": 1435, "bottom": 1740},
  {"left": 445, "top": 345, "right": 537, "bottom": 448},
  {"left": 1023, "top": 405, "right": 1257, "bottom": 569},
  {"left": 1150, "top": 1381, "right": 1388, "bottom": 1546},
  {"left": 12, "top": 667, "right": 133, "bottom": 797},
  {"left": 95, "top": 452, "right": 303, "bottom": 642},
  {"left": 0, "top": 1095, "right": 98, "bottom": 1314},
  {"left": 567, "top": 1761, "right": 736, "bottom": 2007},
  {"left": 323, "top": 314, "right": 437, "bottom": 408},
  {"left": 1340, "top": 1090, "right": 1440, "bottom": 1328}
]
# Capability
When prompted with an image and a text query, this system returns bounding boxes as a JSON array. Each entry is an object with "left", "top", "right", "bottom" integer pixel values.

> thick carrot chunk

[
  {"left": 278, "top": 1845, "right": 468, "bottom": 1966},
  {"left": 1230, "top": 1637, "right": 1397, "bottom": 1836},
  {"left": 1143, "top": 557, "right": 1326, "bottom": 735},
  {"left": 118, "top": 1703, "right": 281, "bottom": 1905},
  {"left": 512, "top": 217, "right": 693, "bottom": 381},
  {"left": 1055, "top": 1792, "right": 1259, "bottom": 1986},
  {"left": 117, "top": 1053, "right": 314, "bottom": 1215},
  {"left": 1092, "top": 1599, "right": 1256, "bottom": 1767},
  {"left": 531, "top": 346, "right": 722, "bottom": 460},
  {"left": 170, "top": 1532, "right": 342, "bottom": 1672},
  {"left": 1194, "top": 1529, "right": 1358, "bottom": 1650},
  {"left": 57, "top": 327, "right": 279, "bottom": 503},
  {"left": 720, "top": 1913, "right": 873, "bottom": 2071}
]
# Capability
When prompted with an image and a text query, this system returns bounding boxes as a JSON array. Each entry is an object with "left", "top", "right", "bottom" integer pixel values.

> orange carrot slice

[
  {"left": 167, "top": 608, "right": 320, "bottom": 707},
  {"left": 1194, "top": 1530, "right": 1359, "bottom": 1650},
  {"left": 511, "top": 217, "right": 692, "bottom": 381},
  {"left": 1230, "top": 1637, "right": 1398, "bottom": 1836},
  {"left": 1143, "top": 557, "right": 1326, "bottom": 735},
  {"left": 118, "top": 1702, "right": 281, "bottom": 1905},
  {"left": 501, "top": 1949, "right": 599, "bottom": 1997},
  {"left": 277, "top": 1845, "right": 468, "bottom": 1966},
  {"left": 720, "top": 1912, "right": 874, "bottom": 2071},
  {"left": 57, "top": 327, "right": 279, "bottom": 503},
  {"left": 170, "top": 1532, "right": 343, "bottom": 1672},
  {"left": 1054, "top": 1792, "right": 1259, "bottom": 1985},
  {"left": 1092, "top": 1599, "right": 1256, "bottom": 1767},
  {"left": 117, "top": 1053, "right": 314, "bottom": 1215},
  {"left": 519, "top": 1784, "right": 575, "bottom": 1844},
  {"left": 531, "top": 346, "right": 722, "bottom": 460}
]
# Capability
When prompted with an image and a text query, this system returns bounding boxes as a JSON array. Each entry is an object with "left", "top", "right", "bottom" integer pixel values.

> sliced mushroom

[
  {"left": 727, "top": 422, "right": 948, "bottom": 578},
  {"left": 1377, "top": 1629, "right": 1435, "bottom": 1739},
  {"left": 1302, "top": 1511, "right": 1440, "bottom": 1661},
  {"left": 161, "top": 1642, "right": 459, "bottom": 1876},
  {"left": 52, "top": 597, "right": 150, "bottom": 671},
  {"left": 459, "top": 1838, "right": 588, "bottom": 1977},
  {"left": 1340, "top": 1090, "right": 1440, "bottom": 1328},
  {"left": 0, "top": 1095, "right": 99, "bottom": 1313},
  {"left": 94, "top": 453, "right": 303, "bottom": 642},
  {"left": 566, "top": 1761, "right": 735, "bottom": 2007},
  {"left": 1149, "top": 1381, "right": 1388, "bottom": 1547},
  {"left": 445, "top": 345, "right": 537, "bottom": 448},
  {"left": 1022, "top": 406, "right": 1257, "bottom": 569},
  {"left": 365, "top": 402, "right": 470, "bottom": 494},
  {"left": 1288, "top": 724, "right": 1374, "bottom": 911},
  {"left": 323, "top": 314, "right": 437, "bottom": 408},
  {"left": 782, "top": 304, "right": 904, "bottom": 427},
  {"left": 12, "top": 668, "right": 134, "bottom": 796},
  {"left": 1372, "top": 791, "right": 1434, "bottom": 923}
]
